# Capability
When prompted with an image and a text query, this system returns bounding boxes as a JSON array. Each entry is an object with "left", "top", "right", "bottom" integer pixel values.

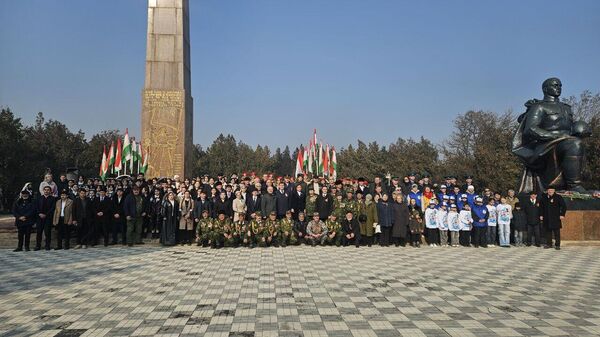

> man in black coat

[
  {"left": 112, "top": 188, "right": 126, "bottom": 245},
  {"left": 246, "top": 189, "right": 261, "bottom": 218},
  {"left": 93, "top": 187, "right": 113, "bottom": 247},
  {"left": 539, "top": 187, "right": 567, "bottom": 250},
  {"left": 193, "top": 190, "right": 213, "bottom": 220},
  {"left": 522, "top": 191, "right": 541, "bottom": 247},
  {"left": 315, "top": 186, "right": 334, "bottom": 221},
  {"left": 73, "top": 189, "right": 94, "bottom": 249},
  {"left": 34, "top": 185, "right": 56, "bottom": 250},
  {"left": 275, "top": 182, "right": 291, "bottom": 219},
  {"left": 290, "top": 184, "right": 306, "bottom": 220}
]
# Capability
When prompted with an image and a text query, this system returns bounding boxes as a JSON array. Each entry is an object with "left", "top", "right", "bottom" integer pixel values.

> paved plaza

[{"left": 1, "top": 245, "right": 600, "bottom": 337}]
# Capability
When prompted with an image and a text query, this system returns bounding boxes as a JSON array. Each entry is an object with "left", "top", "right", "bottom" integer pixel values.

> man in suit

[
  {"left": 93, "top": 186, "right": 113, "bottom": 247},
  {"left": 124, "top": 186, "right": 148, "bottom": 246},
  {"left": 53, "top": 189, "right": 73, "bottom": 249},
  {"left": 275, "top": 182, "right": 290, "bottom": 219},
  {"left": 247, "top": 189, "right": 261, "bottom": 218},
  {"left": 73, "top": 188, "right": 94, "bottom": 249},
  {"left": 112, "top": 188, "right": 126, "bottom": 245},
  {"left": 316, "top": 186, "right": 334, "bottom": 221},
  {"left": 34, "top": 185, "right": 56, "bottom": 251},
  {"left": 522, "top": 191, "right": 541, "bottom": 247},
  {"left": 290, "top": 184, "right": 306, "bottom": 220},
  {"left": 539, "top": 188, "right": 567, "bottom": 250}
]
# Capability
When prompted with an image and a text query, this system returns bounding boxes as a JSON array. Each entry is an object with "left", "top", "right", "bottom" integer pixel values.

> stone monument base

[{"left": 561, "top": 198, "right": 600, "bottom": 240}]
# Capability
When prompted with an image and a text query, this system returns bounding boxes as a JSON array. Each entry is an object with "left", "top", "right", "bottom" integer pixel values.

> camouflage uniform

[
  {"left": 278, "top": 217, "right": 297, "bottom": 246},
  {"left": 197, "top": 216, "right": 213, "bottom": 246},
  {"left": 264, "top": 216, "right": 278, "bottom": 246},
  {"left": 325, "top": 218, "right": 343, "bottom": 246},
  {"left": 235, "top": 219, "right": 249, "bottom": 247},
  {"left": 305, "top": 195, "right": 317, "bottom": 217},
  {"left": 333, "top": 198, "right": 346, "bottom": 219},
  {"left": 212, "top": 217, "right": 229, "bottom": 248},
  {"left": 344, "top": 198, "right": 358, "bottom": 217},
  {"left": 249, "top": 217, "right": 265, "bottom": 247}
]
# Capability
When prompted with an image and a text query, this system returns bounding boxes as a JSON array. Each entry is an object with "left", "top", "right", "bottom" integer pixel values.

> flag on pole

[
  {"left": 308, "top": 139, "right": 314, "bottom": 174},
  {"left": 295, "top": 147, "right": 304, "bottom": 177},
  {"left": 318, "top": 142, "right": 323, "bottom": 176},
  {"left": 330, "top": 146, "right": 337, "bottom": 179},
  {"left": 108, "top": 141, "right": 115, "bottom": 174},
  {"left": 100, "top": 145, "right": 108, "bottom": 181},
  {"left": 323, "top": 144, "right": 330, "bottom": 177},
  {"left": 122, "top": 129, "right": 132, "bottom": 173},
  {"left": 130, "top": 139, "right": 137, "bottom": 172},
  {"left": 114, "top": 137, "right": 123, "bottom": 172},
  {"left": 141, "top": 146, "right": 149, "bottom": 174},
  {"left": 302, "top": 146, "right": 308, "bottom": 174}
]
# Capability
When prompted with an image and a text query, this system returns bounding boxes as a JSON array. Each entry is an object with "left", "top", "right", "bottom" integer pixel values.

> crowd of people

[{"left": 11, "top": 171, "right": 567, "bottom": 252}]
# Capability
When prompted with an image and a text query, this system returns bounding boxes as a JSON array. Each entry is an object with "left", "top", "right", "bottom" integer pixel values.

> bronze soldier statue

[{"left": 512, "top": 78, "right": 591, "bottom": 193}]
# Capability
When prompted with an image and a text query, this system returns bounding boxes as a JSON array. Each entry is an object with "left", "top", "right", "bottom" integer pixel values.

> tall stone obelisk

[{"left": 141, "top": 0, "right": 193, "bottom": 178}]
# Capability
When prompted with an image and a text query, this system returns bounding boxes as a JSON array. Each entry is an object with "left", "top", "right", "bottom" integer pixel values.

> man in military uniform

[
  {"left": 211, "top": 211, "right": 228, "bottom": 248},
  {"left": 277, "top": 210, "right": 296, "bottom": 247},
  {"left": 343, "top": 190, "right": 358, "bottom": 217},
  {"left": 248, "top": 211, "right": 264, "bottom": 248},
  {"left": 512, "top": 77, "right": 591, "bottom": 193},
  {"left": 325, "top": 214, "right": 343, "bottom": 246},
  {"left": 235, "top": 212, "right": 250, "bottom": 247},
  {"left": 263, "top": 211, "right": 278, "bottom": 246},
  {"left": 305, "top": 189, "right": 317, "bottom": 217},
  {"left": 306, "top": 212, "right": 328, "bottom": 246},
  {"left": 196, "top": 209, "right": 212, "bottom": 246}
]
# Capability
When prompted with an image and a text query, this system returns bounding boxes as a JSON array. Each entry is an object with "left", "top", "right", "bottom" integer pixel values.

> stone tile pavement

[{"left": 1, "top": 245, "right": 600, "bottom": 337}]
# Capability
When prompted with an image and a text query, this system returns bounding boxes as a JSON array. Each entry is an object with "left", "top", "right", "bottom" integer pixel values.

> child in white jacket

[
  {"left": 436, "top": 203, "right": 449, "bottom": 246},
  {"left": 459, "top": 204, "right": 473, "bottom": 247}
]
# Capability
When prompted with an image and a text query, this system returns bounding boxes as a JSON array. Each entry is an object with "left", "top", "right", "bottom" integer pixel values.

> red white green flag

[
  {"left": 108, "top": 141, "right": 115, "bottom": 174},
  {"left": 100, "top": 145, "right": 108, "bottom": 180},
  {"left": 330, "top": 146, "right": 337, "bottom": 179},
  {"left": 114, "top": 137, "right": 123, "bottom": 172}
]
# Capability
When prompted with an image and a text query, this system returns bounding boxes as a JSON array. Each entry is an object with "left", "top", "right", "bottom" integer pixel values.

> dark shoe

[
  {"left": 55, "top": 247, "right": 62, "bottom": 250},
  {"left": 13, "top": 248, "right": 22, "bottom": 252},
  {"left": 555, "top": 246, "right": 561, "bottom": 250},
  {"left": 543, "top": 245, "right": 552, "bottom": 249},
  {"left": 45, "top": 247, "right": 51, "bottom": 251},
  {"left": 127, "top": 243, "right": 133, "bottom": 247},
  {"left": 137, "top": 242, "right": 145, "bottom": 245},
  {"left": 25, "top": 247, "right": 31, "bottom": 251},
  {"left": 33, "top": 247, "right": 41, "bottom": 251}
]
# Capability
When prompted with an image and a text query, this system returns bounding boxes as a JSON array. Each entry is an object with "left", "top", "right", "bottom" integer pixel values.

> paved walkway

[{"left": 1, "top": 245, "right": 600, "bottom": 337}]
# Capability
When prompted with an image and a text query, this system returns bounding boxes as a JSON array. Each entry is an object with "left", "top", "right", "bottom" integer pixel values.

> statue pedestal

[{"left": 562, "top": 198, "right": 600, "bottom": 240}]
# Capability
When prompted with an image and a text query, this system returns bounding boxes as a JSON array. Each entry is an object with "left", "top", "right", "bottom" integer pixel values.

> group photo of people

[{"left": 11, "top": 170, "right": 568, "bottom": 252}]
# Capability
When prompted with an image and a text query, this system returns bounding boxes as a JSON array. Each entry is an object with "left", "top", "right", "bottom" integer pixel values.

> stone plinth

[
  {"left": 141, "top": 0, "right": 193, "bottom": 178},
  {"left": 561, "top": 198, "right": 600, "bottom": 240}
]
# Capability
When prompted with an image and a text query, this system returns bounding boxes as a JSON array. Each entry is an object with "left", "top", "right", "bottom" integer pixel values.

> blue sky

[{"left": 1, "top": 0, "right": 599, "bottom": 149}]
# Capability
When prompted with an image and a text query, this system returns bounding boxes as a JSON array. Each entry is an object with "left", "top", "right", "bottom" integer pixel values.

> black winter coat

[
  {"left": 316, "top": 194, "right": 334, "bottom": 219},
  {"left": 522, "top": 197, "right": 541, "bottom": 225},
  {"left": 391, "top": 202, "right": 409, "bottom": 238},
  {"left": 539, "top": 193, "right": 567, "bottom": 230},
  {"left": 13, "top": 198, "right": 36, "bottom": 228}
]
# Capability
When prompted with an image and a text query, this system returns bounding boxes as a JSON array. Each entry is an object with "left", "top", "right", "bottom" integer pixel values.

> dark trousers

[
  {"left": 126, "top": 217, "right": 144, "bottom": 245},
  {"left": 56, "top": 217, "right": 71, "bottom": 249},
  {"left": 473, "top": 226, "right": 488, "bottom": 247},
  {"left": 95, "top": 218, "right": 111, "bottom": 246},
  {"left": 380, "top": 227, "right": 392, "bottom": 246},
  {"left": 362, "top": 236, "right": 373, "bottom": 246},
  {"left": 410, "top": 233, "right": 421, "bottom": 245},
  {"left": 17, "top": 225, "right": 32, "bottom": 250},
  {"left": 545, "top": 227, "right": 561, "bottom": 247},
  {"left": 76, "top": 220, "right": 92, "bottom": 245},
  {"left": 35, "top": 218, "right": 52, "bottom": 249},
  {"left": 112, "top": 219, "right": 126, "bottom": 244},
  {"left": 341, "top": 234, "right": 357, "bottom": 247},
  {"left": 527, "top": 224, "right": 541, "bottom": 246},
  {"left": 459, "top": 230, "right": 471, "bottom": 246},
  {"left": 426, "top": 228, "right": 439, "bottom": 245},
  {"left": 178, "top": 229, "right": 193, "bottom": 244}
]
